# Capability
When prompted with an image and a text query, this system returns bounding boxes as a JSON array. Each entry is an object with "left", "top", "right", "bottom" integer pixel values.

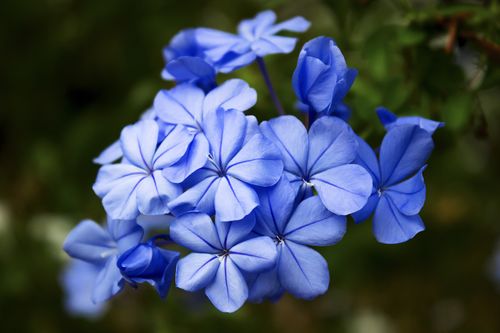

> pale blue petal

[
  {"left": 376, "top": 107, "right": 444, "bottom": 135},
  {"left": 175, "top": 253, "right": 219, "bottom": 292},
  {"left": 100, "top": 172, "right": 147, "bottom": 220},
  {"left": 216, "top": 214, "right": 256, "bottom": 249},
  {"left": 226, "top": 133, "right": 284, "bottom": 187},
  {"left": 203, "top": 79, "right": 257, "bottom": 114},
  {"left": 255, "top": 176, "right": 297, "bottom": 236},
  {"left": 205, "top": 257, "right": 248, "bottom": 313},
  {"left": 106, "top": 219, "right": 143, "bottom": 255},
  {"left": 373, "top": 195, "right": 425, "bottom": 244},
  {"left": 312, "top": 164, "right": 372, "bottom": 215},
  {"left": 93, "top": 164, "right": 146, "bottom": 198},
  {"left": 152, "top": 125, "right": 195, "bottom": 169},
  {"left": 268, "top": 16, "right": 310, "bottom": 34},
  {"left": 385, "top": 166, "right": 426, "bottom": 216},
  {"left": 230, "top": 236, "right": 277, "bottom": 272},
  {"left": 136, "top": 171, "right": 181, "bottom": 216},
  {"left": 244, "top": 115, "right": 260, "bottom": 144},
  {"left": 93, "top": 140, "right": 122, "bottom": 165},
  {"left": 170, "top": 212, "right": 222, "bottom": 253},
  {"left": 284, "top": 196, "right": 346, "bottom": 246},
  {"left": 168, "top": 173, "right": 220, "bottom": 216},
  {"left": 120, "top": 120, "right": 158, "bottom": 170},
  {"left": 92, "top": 256, "right": 124, "bottom": 303},
  {"left": 278, "top": 241, "right": 329, "bottom": 300},
  {"left": 153, "top": 84, "right": 205, "bottom": 127},
  {"left": 379, "top": 125, "right": 434, "bottom": 186},
  {"left": 164, "top": 56, "right": 215, "bottom": 90},
  {"left": 63, "top": 220, "right": 114, "bottom": 264},
  {"left": 195, "top": 28, "right": 245, "bottom": 62},
  {"left": 216, "top": 51, "right": 257, "bottom": 73},
  {"left": 252, "top": 36, "right": 298, "bottom": 56},
  {"left": 162, "top": 132, "right": 209, "bottom": 183},
  {"left": 307, "top": 117, "right": 358, "bottom": 175},
  {"left": 237, "top": 10, "right": 276, "bottom": 39},
  {"left": 260, "top": 116, "right": 308, "bottom": 177},
  {"left": 215, "top": 176, "right": 259, "bottom": 222}
]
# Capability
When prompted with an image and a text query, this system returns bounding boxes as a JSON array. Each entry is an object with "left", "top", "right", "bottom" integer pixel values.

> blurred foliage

[{"left": 0, "top": 0, "right": 499, "bottom": 332}]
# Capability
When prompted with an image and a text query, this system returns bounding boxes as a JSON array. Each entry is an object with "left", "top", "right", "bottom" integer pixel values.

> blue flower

[
  {"left": 170, "top": 213, "right": 277, "bottom": 313},
  {"left": 196, "top": 10, "right": 310, "bottom": 73},
  {"left": 248, "top": 177, "right": 346, "bottom": 301},
  {"left": 93, "top": 120, "right": 184, "bottom": 220},
  {"left": 169, "top": 107, "right": 284, "bottom": 222},
  {"left": 117, "top": 237, "right": 179, "bottom": 298},
  {"left": 61, "top": 260, "right": 107, "bottom": 317},
  {"left": 260, "top": 115, "right": 372, "bottom": 215},
  {"left": 153, "top": 79, "right": 257, "bottom": 183},
  {"left": 352, "top": 125, "right": 435, "bottom": 244},
  {"left": 63, "top": 218, "right": 143, "bottom": 302},
  {"left": 292, "top": 37, "right": 357, "bottom": 115},
  {"left": 376, "top": 107, "right": 445, "bottom": 135}
]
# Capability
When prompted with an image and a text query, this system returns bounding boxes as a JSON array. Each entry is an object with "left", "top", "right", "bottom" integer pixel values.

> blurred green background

[{"left": 0, "top": 0, "right": 499, "bottom": 332}]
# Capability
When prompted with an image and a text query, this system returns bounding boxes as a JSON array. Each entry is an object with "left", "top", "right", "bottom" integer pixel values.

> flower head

[
  {"left": 260, "top": 115, "right": 372, "bottom": 215},
  {"left": 63, "top": 218, "right": 143, "bottom": 302},
  {"left": 292, "top": 37, "right": 357, "bottom": 115},
  {"left": 352, "top": 125, "right": 435, "bottom": 244},
  {"left": 170, "top": 213, "right": 277, "bottom": 313}
]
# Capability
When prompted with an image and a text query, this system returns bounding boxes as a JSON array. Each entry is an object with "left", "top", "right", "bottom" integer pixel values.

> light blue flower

[
  {"left": 63, "top": 218, "right": 143, "bottom": 303},
  {"left": 196, "top": 10, "right": 310, "bottom": 73},
  {"left": 170, "top": 213, "right": 277, "bottom": 313},
  {"left": 169, "top": 107, "right": 284, "bottom": 222},
  {"left": 61, "top": 260, "right": 107, "bottom": 317},
  {"left": 117, "top": 237, "right": 179, "bottom": 298},
  {"left": 248, "top": 177, "right": 346, "bottom": 301},
  {"left": 260, "top": 115, "right": 372, "bottom": 215},
  {"left": 153, "top": 79, "right": 257, "bottom": 184},
  {"left": 292, "top": 37, "right": 357, "bottom": 115},
  {"left": 352, "top": 125, "right": 435, "bottom": 244},
  {"left": 376, "top": 107, "right": 445, "bottom": 135},
  {"left": 93, "top": 120, "right": 184, "bottom": 220}
]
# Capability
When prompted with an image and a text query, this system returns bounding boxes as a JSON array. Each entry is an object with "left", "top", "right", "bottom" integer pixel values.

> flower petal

[
  {"left": 205, "top": 257, "right": 248, "bottom": 313},
  {"left": 226, "top": 133, "right": 284, "bottom": 187},
  {"left": 153, "top": 84, "right": 205, "bottom": 127},
  {"left": 284, "top": 196, "right": 346, "bottom": 246},
  {"left": 307, "top": 116, "right": 358, "bottom": 175},
  {"left": 373, "top": 195, "right": 425, "bottom": 244},
  {"left": 162, "top": 132, "right": 209, "bottom": 183},
  {"left": 379, "top": 125, "right": 434, "bottom": 186},
  {"left": 93, "top": 163, "right": 146, "bottom": 198},
  {"left": 136, "top": 171, "right": 181, "bottom": 216},
  {"left": 312, "top": 164, "right": 373, "bottom": 215},
  {"left": 247, "top": 265, "right": 283, "bottom": 303},
  {"left": 255, "top": 176, "right": 297, "bottom": 237},
  {"left": 260, "top": 116, "right": 308, "bottom": 177},
  {"left": 278, "top": 241, "right": 329, "bottom": 300},
  {"left": 63, "top": 220, "right": 114, "bottom": 263},
  {"left": 385, "top": 166, "right": 426, "bottom": 216},
  {"left": 92, "top": 256, "right": 124, "bottom": 303},
  {"left": 175, "top": 253, "right": 219, "bottom": 292},
  {"left": 216, "top": 214, "right": 256, "bottom": 249},
  {"left": 354, "top": 136, "right": 380, "bottom": 184},
  {"left": 120, "top": 120, "right": 158, "bottom": 170},
  {"left": 203, "top": 79, "right": 257, "bottom": 114},
  {"left": 152, "top": 125, "right": 195, "bottom": 169},
  {"left": 230, "top": 236, "right": 277, "bottom": 272},
  {"left": 107, "top": 219, "right": 144, "bottom": 255},
  {"left": 170, "top": 212, "right": 222, "bottom": 253},
  {"left": 252, "top": 36, "right": 298, "bottom": 56},
  {"left": 93, "top": 140, "right": 122, "bottom": 165},
  {"left": 351, "top": 193, "right": 379, "bottom": 224},
  {"left": 268, "top": 16, "right": 310, "bottom": 34},
  {"left": 215, "top": 176, "right": 259, "bottom": 222},
  {"left": 168, "top": 173, "right": 220, "bottom": 216}
]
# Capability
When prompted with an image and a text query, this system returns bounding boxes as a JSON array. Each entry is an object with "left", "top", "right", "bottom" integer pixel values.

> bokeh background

[{"left": 1, "top": 0, "right": 499, "bottom": 332}]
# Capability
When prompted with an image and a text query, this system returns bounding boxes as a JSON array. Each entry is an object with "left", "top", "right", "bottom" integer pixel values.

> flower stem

[{"left": 256, "top": 57, "right": 285, "bottom": 116}]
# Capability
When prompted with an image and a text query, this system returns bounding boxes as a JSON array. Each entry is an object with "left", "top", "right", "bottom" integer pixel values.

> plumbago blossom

[{"left": 62, "top": 9, "right": 443, "bottom": 315}]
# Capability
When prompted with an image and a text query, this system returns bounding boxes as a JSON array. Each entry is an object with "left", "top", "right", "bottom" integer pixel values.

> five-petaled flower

[
  {"left": 260, "top": 115, "right": 373, "bottom": 216},
  {"left": 170, "top": 213, "right": 277, "bottom": 313},
  {"left": 353, "top": 125, "right": 434, "bottom": 244},
  {"left": 248, "top": 177, "right": 346, "bottom": 301}
]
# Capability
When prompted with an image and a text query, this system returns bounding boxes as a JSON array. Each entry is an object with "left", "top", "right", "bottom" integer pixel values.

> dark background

[{"left": 0, "top": 0, "right": 499, "bottom": 332}]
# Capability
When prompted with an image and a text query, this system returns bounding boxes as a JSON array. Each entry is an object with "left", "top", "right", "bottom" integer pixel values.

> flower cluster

[{"left": 62, "top": 10, "right": 443, "bottom": 315}]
